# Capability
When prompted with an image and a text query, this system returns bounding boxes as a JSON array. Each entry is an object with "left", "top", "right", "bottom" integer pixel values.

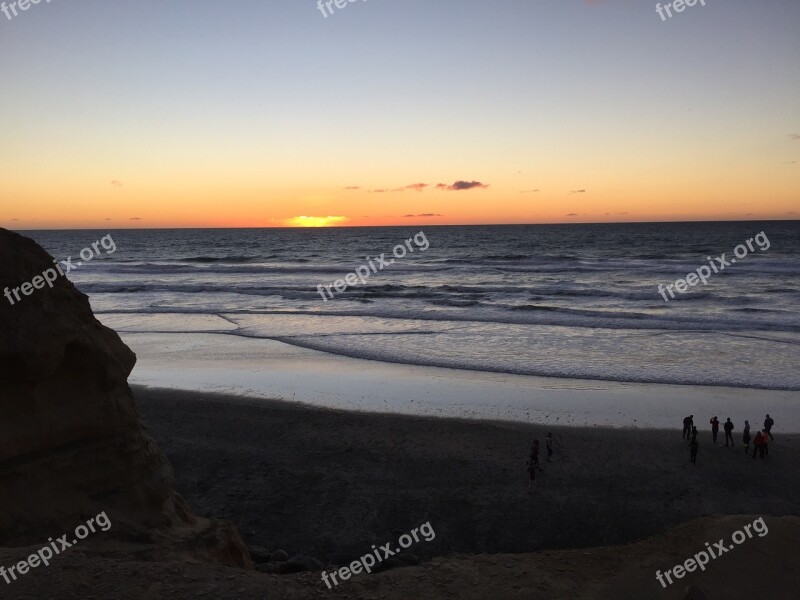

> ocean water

[{"left": 21, "top": 222, "right": 800, "bottom": 390}]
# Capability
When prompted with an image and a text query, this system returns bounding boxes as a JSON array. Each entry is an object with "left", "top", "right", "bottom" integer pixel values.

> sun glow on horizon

[{"left": 286, "top": 216, "right": 348, "bottom": 228}]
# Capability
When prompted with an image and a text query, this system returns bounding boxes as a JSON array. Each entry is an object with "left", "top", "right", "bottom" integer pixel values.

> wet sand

[{"left": 118, "top": 331, "right": 800, "bottom": 431}]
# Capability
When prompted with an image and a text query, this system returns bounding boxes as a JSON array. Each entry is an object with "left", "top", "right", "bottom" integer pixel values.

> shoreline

[{"left": 122, "top": 331, "right": 800, "bottom": 432}]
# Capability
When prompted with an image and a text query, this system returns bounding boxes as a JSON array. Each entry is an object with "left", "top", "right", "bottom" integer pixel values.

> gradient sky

[{"left": 1, "top": 0, "right": 798, "bottom": 229}]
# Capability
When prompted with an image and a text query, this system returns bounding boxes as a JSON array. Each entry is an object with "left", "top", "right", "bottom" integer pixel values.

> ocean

[{"left": 22, "top": 221, "right": 800, "bottom": 391}]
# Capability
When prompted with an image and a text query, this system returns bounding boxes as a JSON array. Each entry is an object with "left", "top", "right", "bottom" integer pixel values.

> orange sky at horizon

[
  {"left": 2, "top": 172, "right": 797, "bottom": 229},
  {"left": 3, "top": 128, "right": 799, "bottom": 229}
]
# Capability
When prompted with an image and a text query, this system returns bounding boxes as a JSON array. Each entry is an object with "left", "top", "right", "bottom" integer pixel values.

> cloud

[
  {"left": 369, "top": 181, "right": 487, "bottom": 192},
  {"left": 111, "top": 180, "right": 123, "bottom": 187},
  {"left": 570, "top": 189, "right": 586, "bottom": 194},
  {"left": 130, "top": 217, "right": 142, "bottom": 220},
  {"left": 371, "top": 183, "right": 431, "bottom": 193},
  {"left": 343, "top": 186, "right": 361, "bottom": 190},
  {"left": 520, "top": 189, "right": 539, "bottom": 194},
  {"left": 105, "top": 218, "right": 112, "bottom": 221},
  {"left": 436, "top": 180, "right": 488, "bottom": 191},
  {"left": 566, "top": 213, "right": 578, "bottom": 217},
  {"left": 404, "top": 213, "right": 443, "bottom": 218},
  {"left": 390, "top": 184, "right": 423, "bottom": 192},
  {"left": 789, "top": 134, "right": 800, "bottom": 141}
]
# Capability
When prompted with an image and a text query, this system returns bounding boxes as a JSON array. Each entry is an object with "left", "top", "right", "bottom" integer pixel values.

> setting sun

[{"left": 287, "top": 216, "right": 348, "bottom": 228}]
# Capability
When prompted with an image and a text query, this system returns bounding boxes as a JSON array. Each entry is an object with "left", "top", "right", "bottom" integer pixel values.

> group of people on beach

[
  {"left": 526, "top": 433, "right": 553, "bottom": 493},
  {"left": 682, "top": 414, "right": 775, "bottom": 464}
]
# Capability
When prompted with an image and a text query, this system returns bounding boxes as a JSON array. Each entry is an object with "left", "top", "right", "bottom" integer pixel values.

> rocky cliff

[{"left": 0, "top": 228, "right": 251, "bottom": 569}]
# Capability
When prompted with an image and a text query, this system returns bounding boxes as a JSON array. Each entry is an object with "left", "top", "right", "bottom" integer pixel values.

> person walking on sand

[
  {"left": 724, "top": 418, "right": 734, "bottom": 447},
  {"left": 527, "top": 449, "right": 538, "bottom": 494},
  {"left": 752, "top": 430, "right": 764, "bottom": 459},
  {"left": 761, "top": 430, "right": 770, "bottom": 457},
  {"left": 764, "top": 414, "right": 774, "bottom": 441},
  {"left": 710, "top": 416, "right": 720, "bottom": 444},
  {"left": 743, "top": 420, "right": 751, "bottom": 453},
  {"left": 546, "top": 432, "right": 554, "bottom": 463},
  {"left": 682, "top": 415, "right": 694, "bottom": 441},
  {"left": 690, "top": 434, "right": 699, "bottom": 465}
]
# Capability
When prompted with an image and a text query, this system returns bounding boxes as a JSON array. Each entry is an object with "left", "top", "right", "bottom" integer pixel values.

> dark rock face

[{"left": 0, "top": 228, "right": 251, "bottom": 569}]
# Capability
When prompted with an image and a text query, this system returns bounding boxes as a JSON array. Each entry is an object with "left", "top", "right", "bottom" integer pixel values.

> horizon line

[{"left": 4, "top": 217, "right": 799, "bottom": 232}]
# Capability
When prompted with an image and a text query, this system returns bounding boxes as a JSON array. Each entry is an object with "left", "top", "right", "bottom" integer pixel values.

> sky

[{"left": 0, "top": 0, "right": 798, "bottom": 229}]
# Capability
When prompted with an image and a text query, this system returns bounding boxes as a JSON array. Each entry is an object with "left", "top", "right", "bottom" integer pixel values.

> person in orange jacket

[{"left": 752, "top": 430, "right": 764, "bottom": 459}]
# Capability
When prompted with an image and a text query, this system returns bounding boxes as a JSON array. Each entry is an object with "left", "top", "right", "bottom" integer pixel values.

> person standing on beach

[
  {"left": 761, "top": 430, "right": 770, "bottom": 457},
  {"left": 682, "top": 415, "right": 694, "bottom": 441},
  {"left": 690, "top": 435, "right": 699, "bottom": 465},
  {"left": 724, "top": 418, "right": 734, "bottom": 447},
  {"left": 710, "top": 416, "right": 720, "bottom": 444},
  {"left": 764, "top": 414, "right": 774, "bottom": 441},
  {"left": 752, "top": 431, "right": 764, "bottom": 459},
  {"left": 743, "top": 421, "right": 751, "bottom": 453},
  {"left": 546, "top": 432, "right": 554, "bottom": 462}
]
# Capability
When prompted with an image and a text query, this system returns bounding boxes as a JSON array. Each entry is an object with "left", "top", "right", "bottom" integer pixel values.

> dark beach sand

[
  {"left": 4, "top": 386, "right": 799, "bottom": 599},
  {"left": 132, "top": 387, "right": 800, "bottom": 563}
]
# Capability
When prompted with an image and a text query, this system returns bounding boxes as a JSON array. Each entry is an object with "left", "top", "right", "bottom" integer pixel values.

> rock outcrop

[{"left": 0, "top": 228, "right": 251, "bottom": 569}]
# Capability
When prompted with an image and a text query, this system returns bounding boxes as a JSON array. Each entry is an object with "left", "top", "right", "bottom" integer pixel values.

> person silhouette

[
  {"left": 764, "top": 415, "right": 774, "bottom": 441},
  {"left": 682, "top": 415, "right": 694, "bottom": 440},
  {"left": 710, "top": 416, "right": 720, "bottom": 444},
  {"left": 724, "top": 418, "right": 734, "bottom": 447},
  {"left": 742, "top": 420, "right": 751, "bottom": 453},
  {"left": 752, "top": 431, "right": 764, "bottom": 459}
]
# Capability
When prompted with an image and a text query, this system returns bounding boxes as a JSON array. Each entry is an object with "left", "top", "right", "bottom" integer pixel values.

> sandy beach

[
  {"left": 7, "top": 384, "right": 792, "bottom": 599},
  {"left": 132, "top": 386, "right": 800, "bottom": 564}
]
